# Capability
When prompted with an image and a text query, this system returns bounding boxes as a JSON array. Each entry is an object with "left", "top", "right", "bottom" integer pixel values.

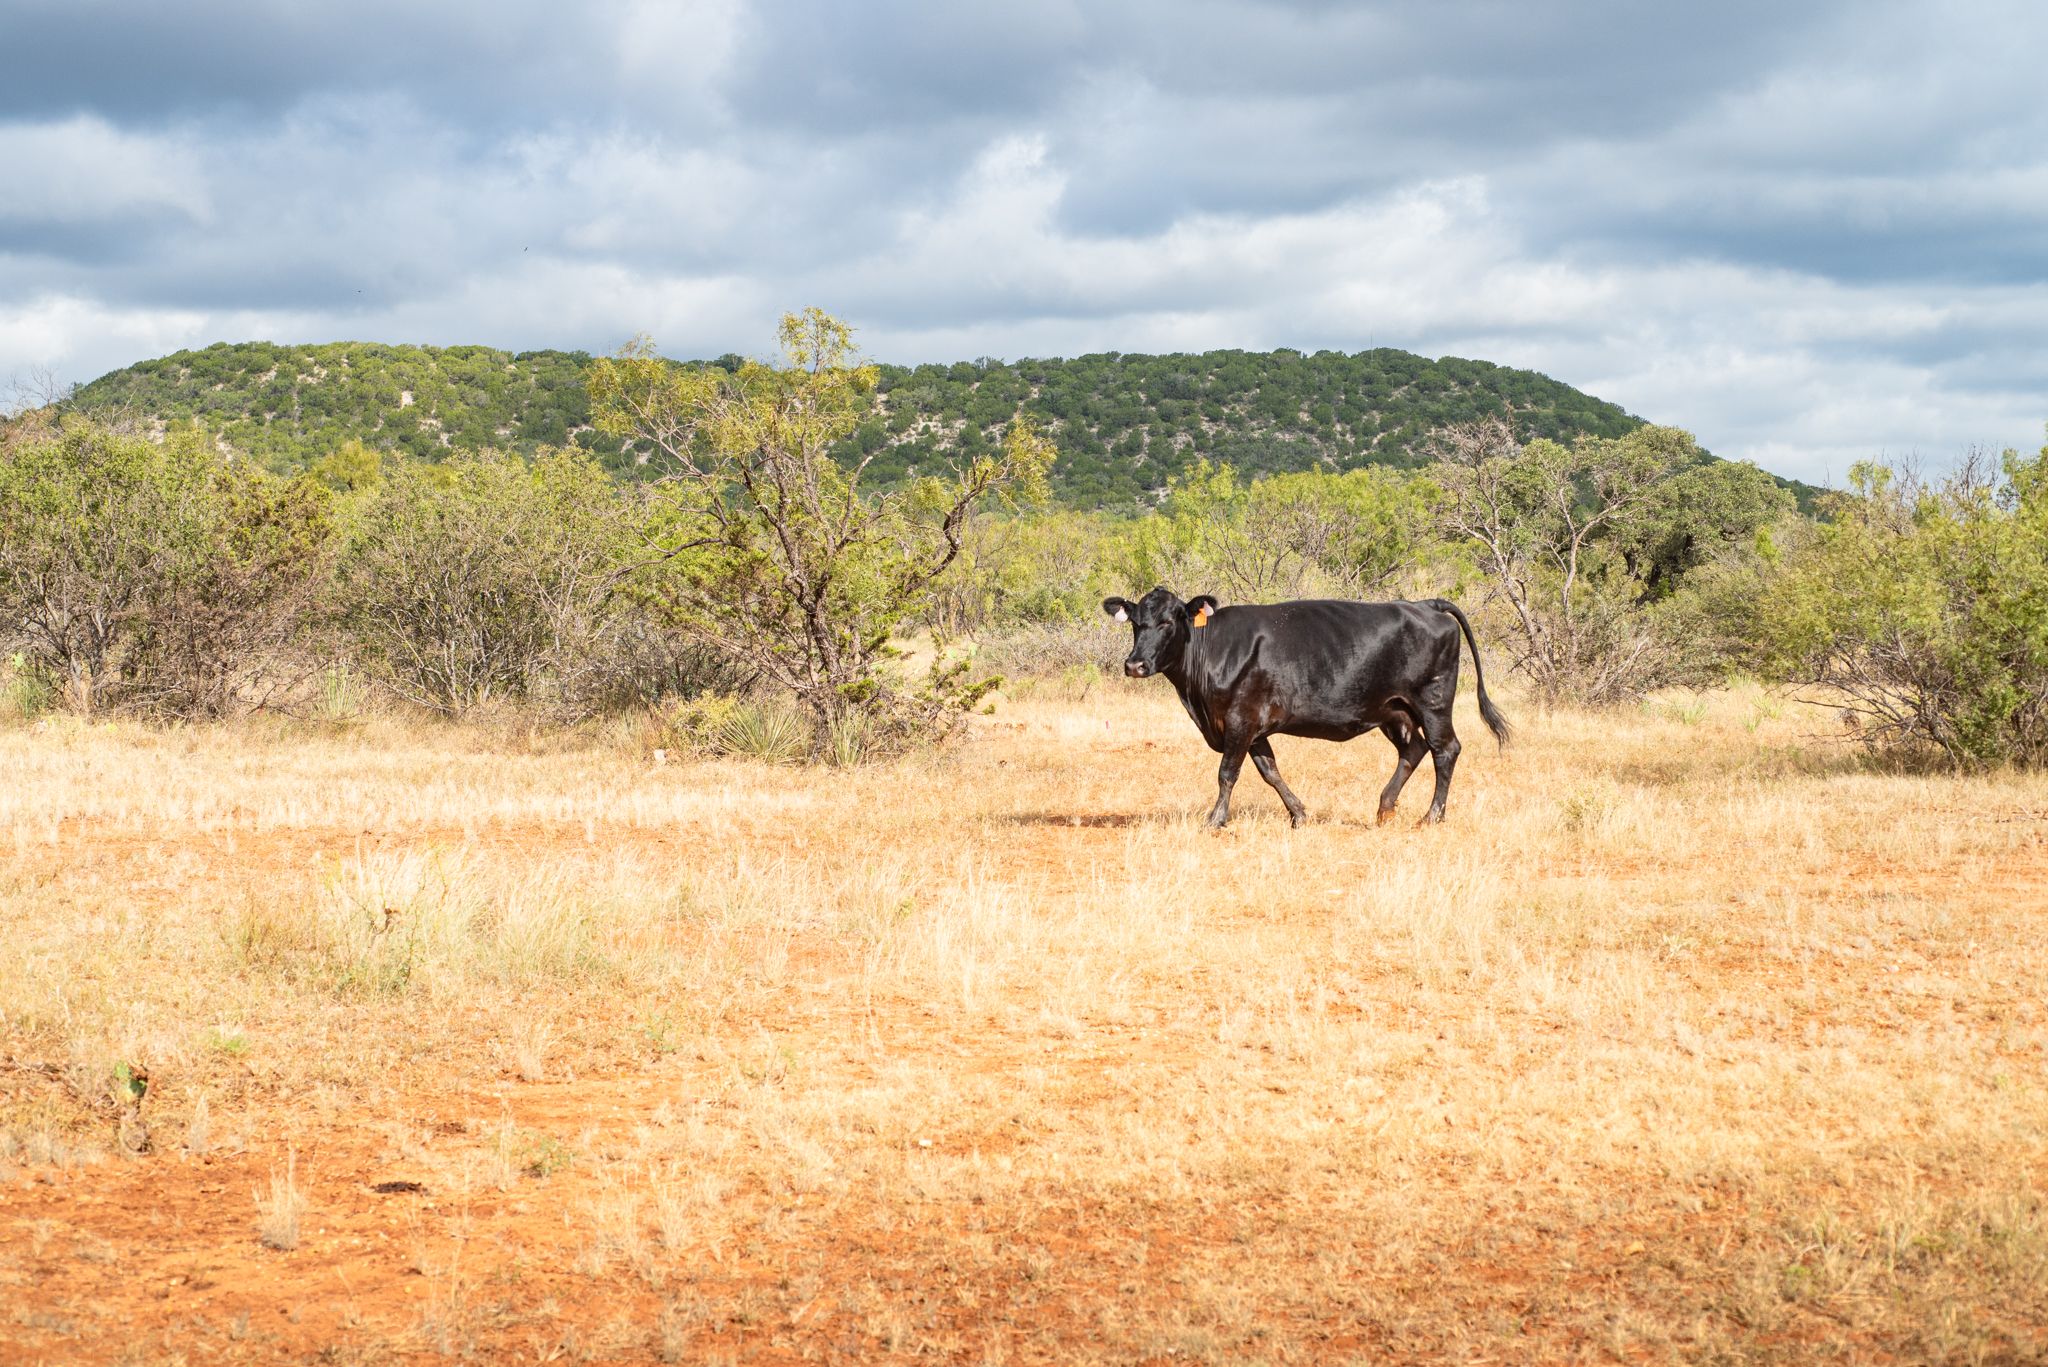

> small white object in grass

[
  {"left": 917, "top": 1138, "right": 932, "bottom": 1148},
  {"left": 653, "top": 748, "right": 668, "bottom": 765}
]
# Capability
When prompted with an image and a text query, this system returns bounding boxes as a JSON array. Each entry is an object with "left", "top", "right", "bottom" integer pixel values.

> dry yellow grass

[{"left": 1, "top": 681, "right": 2045, "bottom": 1363}]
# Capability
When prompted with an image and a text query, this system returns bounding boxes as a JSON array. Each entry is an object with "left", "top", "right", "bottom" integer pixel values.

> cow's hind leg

[
  {"left": 1376, "top": 715, "right": 1431, "bottom": 824},
  {"left": 1207, "top": 736, "right": 1253, "bottom": 829},
  {"left": 1248, "top": 738, "right": 1308, "bottom": 828},
  {"left": 1416, "top": 703, "right": 1463, "bottom": 825}
]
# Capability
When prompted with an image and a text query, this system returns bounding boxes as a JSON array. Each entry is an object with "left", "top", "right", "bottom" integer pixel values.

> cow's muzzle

[{"left": 1124, "top": 660, "right": 1150, "bottom": 678}]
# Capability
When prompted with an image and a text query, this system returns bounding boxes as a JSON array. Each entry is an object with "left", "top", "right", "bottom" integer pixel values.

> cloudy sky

[{"left": 3, "top": 0, "right": 2043, "bottom": 483}]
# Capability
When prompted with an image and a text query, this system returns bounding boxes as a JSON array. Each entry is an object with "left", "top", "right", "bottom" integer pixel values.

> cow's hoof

[
  {"left": 1375, "top": 808, "right": 1397, "bottom": 826},
  {"left": 1288, "top": 811, "right": 1308, "bottom": 829}
]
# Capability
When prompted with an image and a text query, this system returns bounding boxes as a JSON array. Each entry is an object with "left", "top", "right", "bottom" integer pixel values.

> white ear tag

[{"left": 1113, "top": 606, "right": 1128, "bottom": 622}]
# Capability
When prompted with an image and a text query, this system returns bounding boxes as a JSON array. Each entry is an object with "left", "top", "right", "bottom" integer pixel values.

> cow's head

[{"left": 1101, "top": 587, "right": 1221, "bottom": 678}]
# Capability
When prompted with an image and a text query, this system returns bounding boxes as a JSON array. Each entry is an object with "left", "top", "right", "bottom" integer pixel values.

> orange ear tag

[{"left": 1192, "top": 606, "right": 1211, "bottom": 628}]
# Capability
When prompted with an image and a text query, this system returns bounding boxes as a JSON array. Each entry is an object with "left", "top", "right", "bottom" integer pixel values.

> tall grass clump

[
  {"left": 312, "top": 849, "right": 485, "bottom": 994},
  {"left": 488, "top": 871, "right": 607, "bottom": 982},
  {"left": 255, "top": 1150, "right": 307, "bottom": 1251},
  {"left": 283, "top": 849, "right": 612, "bottom": 994}
]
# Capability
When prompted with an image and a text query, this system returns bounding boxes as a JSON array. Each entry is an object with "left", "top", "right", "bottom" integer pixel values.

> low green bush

[
  {"left": 1757, "top": 442, "right": 2048, "bottom": 766},
  {"left": 0, "top": 417, "right": 334, "bottom": 717}
]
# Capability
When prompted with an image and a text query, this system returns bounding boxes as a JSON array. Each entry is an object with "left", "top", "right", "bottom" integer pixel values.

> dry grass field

[{"left": 2, "top": 680, "right": 2046, "bottom": 1364}]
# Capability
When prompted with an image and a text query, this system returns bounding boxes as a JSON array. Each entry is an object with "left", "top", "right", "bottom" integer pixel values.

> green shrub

[
  {"left": 335, "top": 447, "right": 638, "bottom": 714},
  {"left": 663, "top": 694, "right": 809, "bottom": 763},
  {"left": 1, "top": 651, "right": 57, "bottom": 721},
  {"left": 1108, "top": 460, "right": 1449, "bottom": 605},
  {"left": 590, "top": 310, "right": 1053, "bottom": 758},
  {"left": 1431, "top": 420, "right": 1793, "bottom": 706},
  {"left": 976, "top": 620, "right": 1125, "bottom": 681},
  {"left": 311, "top": 663, "right": 367, "bottom": 724},
  {"left": 1758, "top": 443, "right": 2048, "bottom": 766},
  {"left": 0, "top": 417, "right": 334, "bottom": 717},
  {"left": 928, "top": 509, "right": 1122, "bottom": 633}
]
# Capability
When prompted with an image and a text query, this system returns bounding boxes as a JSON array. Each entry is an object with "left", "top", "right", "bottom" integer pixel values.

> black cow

[{"left": 1101, "top": 587, "right": 1509, "bottom": 828}]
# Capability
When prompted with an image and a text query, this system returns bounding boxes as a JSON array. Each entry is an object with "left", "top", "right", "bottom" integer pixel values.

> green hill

[
  {"left": 73, "top": 341, "right": 605, "bottom": 469},
  {"left": 73, "top": 339, "right": 1674, "bottom": 506}
]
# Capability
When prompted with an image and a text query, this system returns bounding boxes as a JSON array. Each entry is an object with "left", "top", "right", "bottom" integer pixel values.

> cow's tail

[{"left": 1426, "top": 598, "right": 1511, "bottom": 747}]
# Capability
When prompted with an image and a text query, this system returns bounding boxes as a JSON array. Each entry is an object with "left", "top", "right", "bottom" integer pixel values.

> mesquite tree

[
  {"left": 587, "top": 309, "right": 1055, "bottom": 755},
  {"left": 1429, "top": 417, "right": 1790, "bottom": 706}
]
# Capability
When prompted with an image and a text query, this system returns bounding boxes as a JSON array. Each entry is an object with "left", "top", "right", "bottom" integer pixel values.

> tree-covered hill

[
  {"left": 73, "top": 341, "right": 609, "bottom": 470},
  {"left": 73, "top": 339, "right": 1667, "bottom": 506}
]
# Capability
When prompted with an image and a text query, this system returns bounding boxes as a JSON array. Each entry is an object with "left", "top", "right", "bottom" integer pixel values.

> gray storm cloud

[{"left": 2, "top": 0, "right": 2044, "bottom": 481}]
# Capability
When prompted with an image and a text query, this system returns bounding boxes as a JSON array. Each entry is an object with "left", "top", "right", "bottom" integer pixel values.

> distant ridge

[{"left": 72, "top": 339, "right": 1782, "bottom": 506}]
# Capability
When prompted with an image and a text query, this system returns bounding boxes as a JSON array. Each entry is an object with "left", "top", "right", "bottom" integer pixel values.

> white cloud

[
  {"left": 537, "top": 133, "right": 766, "bottom": 255},
  {"left": 0, "top": 117, "right": 211, "bottom": 225},
  {"left": 607, "top": 0, "right": 750, "bottom": 117},
  {"left": 0, "top": 293, "right": 293, "bottom": 387}
]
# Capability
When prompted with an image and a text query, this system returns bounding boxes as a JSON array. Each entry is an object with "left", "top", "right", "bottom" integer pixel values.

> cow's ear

[
  {"left": 1102, "top": 596, "right": 1132, "bottom": 623},
  {"left": 1187, "top": 594, "right": 1220, "bottom": 627}
]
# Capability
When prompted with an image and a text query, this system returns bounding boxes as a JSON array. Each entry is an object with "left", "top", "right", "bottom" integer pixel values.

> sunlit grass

[{"left": 2, "top": 683, "right": 2045, "bottom": 1361}]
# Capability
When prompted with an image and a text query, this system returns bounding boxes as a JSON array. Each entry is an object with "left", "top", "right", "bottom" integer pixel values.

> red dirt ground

[{"left": 5, "top": 772, "right": 2047, "bottom": 1363}]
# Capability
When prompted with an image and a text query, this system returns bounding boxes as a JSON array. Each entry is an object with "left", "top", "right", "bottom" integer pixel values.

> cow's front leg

[
  {"left": 1249, "top": 738, "right": 1307, "bottom": 827},
  {"left": 1206, "top": 737, "right": 1252, "bottom": 828}
]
